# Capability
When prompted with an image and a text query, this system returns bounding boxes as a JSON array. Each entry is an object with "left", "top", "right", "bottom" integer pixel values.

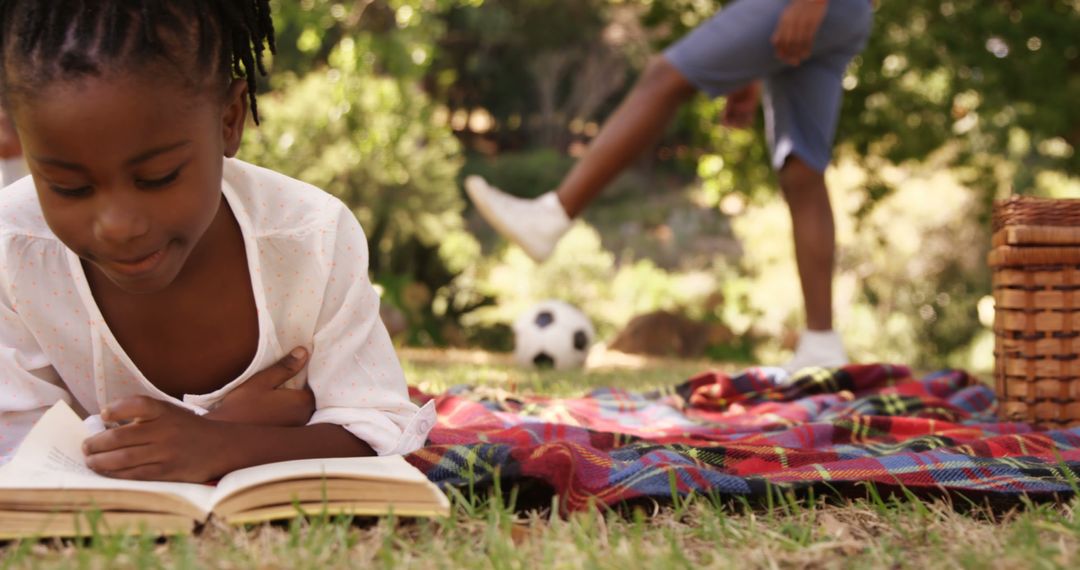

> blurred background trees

[{"left": 240, "top": 0, "right": 1079, "bottom": 369}]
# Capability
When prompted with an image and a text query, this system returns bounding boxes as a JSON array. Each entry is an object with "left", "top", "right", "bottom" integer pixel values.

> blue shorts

[{"left": 665, "top": 0, "right": 873, "bottom": 172}]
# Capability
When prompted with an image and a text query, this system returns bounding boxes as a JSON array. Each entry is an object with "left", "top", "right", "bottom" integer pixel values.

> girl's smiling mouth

[{"left": 106, "top": 246, "right": 168, "bottom": 277}]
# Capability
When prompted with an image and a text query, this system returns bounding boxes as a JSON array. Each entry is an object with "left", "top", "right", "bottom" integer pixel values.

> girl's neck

[
  {"left": 170, "top": 193, "right": 235, "bottom": 293},
  {"left": 82, "top": 190, "right": 261, "bottom": 397}
]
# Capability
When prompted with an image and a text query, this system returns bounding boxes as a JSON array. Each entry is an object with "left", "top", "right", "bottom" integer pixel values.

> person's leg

[
  {"left": 466, "top": 0, "right": 794, "bottom": 262},
  {"left": 778, "top": 157, "right": 833, "bottom": 332},
  {"left": 464, "top": 64, "right": 694, "bottom": 262},
  {"left": 765, "top": 0, "right": 873, "bottom": 372},
  {"left": 767, "top": 62, "right": 849, "bottom": 372},
  {"left": 555, "top": 57, "right": 696, "bottom": 218}
]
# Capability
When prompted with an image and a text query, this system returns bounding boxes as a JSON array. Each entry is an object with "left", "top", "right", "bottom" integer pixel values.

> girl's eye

[
  {"left": 49, "top": 185, "right": 92, "bottom": 198},
  {"left": 136, "top": 168, "right": 181, "bottom": 190}
]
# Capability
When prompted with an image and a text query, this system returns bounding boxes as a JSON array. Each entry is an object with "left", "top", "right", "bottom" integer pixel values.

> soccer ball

[{"left": 513, "top": 300, "right": 595, "bottom": 370}]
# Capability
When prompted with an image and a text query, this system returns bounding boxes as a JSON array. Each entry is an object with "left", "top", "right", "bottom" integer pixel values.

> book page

[
  {"left": 210, "top": 455, "right": 430, "bottom": 507},
  {"left": 1, "top": 400, "right": 99, "bottom": 476},
  {"left": 0, "top": 401, "right": 215, "bottom": 516}
]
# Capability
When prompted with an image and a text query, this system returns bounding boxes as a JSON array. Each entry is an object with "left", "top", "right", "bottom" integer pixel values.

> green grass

[
  {"left": 398, "top": 347, "right": 719, "bottom": 396},
  {"left": 1, "top": 352, "right": 1074, "bottom": 569},
  {"left": 5, "top": 491, "right": 1080, "bottom": 569}
]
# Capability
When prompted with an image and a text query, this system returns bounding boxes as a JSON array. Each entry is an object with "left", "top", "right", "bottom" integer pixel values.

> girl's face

[{"left": 10, "top": 74, "right": 247, "bottom": 295}]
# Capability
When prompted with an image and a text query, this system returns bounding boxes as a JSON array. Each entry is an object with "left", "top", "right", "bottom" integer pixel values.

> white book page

[
  {"left": 0, "top": 401, "right": 215, "bottom": 516},
  {"left": 210, "top": 455, "right": 429, "bottom": 507}
]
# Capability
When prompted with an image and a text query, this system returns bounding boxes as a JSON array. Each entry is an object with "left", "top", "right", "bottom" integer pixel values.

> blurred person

[{"left": 465, "top": 0, "right": 874, "bottom": 373}]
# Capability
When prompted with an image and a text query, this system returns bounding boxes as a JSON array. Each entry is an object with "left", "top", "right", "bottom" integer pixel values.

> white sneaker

[
  {"left": 464, "top": 176, "right": 572, "bottom": 263},
  {"left": 783, "top": 329, "right": 849, "bottom": 376}
]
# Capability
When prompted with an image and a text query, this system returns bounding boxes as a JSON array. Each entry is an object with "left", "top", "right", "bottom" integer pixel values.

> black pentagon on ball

[
  {"left": 573, "top": 330, "right": 589, "bottom": 351},
  {"left": 532, "top": 352, "right": 556, "bottom": 368},
  {"left": 534, "top": 310, "right": 555, "bottom": 328}
]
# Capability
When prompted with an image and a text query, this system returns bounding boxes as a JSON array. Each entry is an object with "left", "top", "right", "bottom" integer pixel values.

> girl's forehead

[
  {"left": 14, "top": 72, "right": 211, "bottom": 120},
  {"left": 13, "top": 74, "right": 220, "bottom": 166}
]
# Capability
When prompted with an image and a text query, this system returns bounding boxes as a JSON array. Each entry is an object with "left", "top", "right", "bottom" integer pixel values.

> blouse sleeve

[
  {"left": 0, "top": 260, "right": 74, "bottom": 465},
  {"left": 304, "top": 202, "right": 435, "bottom": 456}
]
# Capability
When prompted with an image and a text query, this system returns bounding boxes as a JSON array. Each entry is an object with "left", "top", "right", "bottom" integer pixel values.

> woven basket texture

[{"left": 991, "top": 196, "right": 1080, "bottom": 428}]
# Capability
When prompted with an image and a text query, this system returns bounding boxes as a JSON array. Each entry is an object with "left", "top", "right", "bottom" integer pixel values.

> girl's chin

[
  {"left": 101, "top": 267, "right": 178, "bottom": 295},
  {"left": 93, "top": 246, "right": 186, "bottom": 294}
]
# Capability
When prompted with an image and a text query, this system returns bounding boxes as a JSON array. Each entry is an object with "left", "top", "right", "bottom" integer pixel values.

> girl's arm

[
  {"left": 300, "top": 200, "right": 434, "bottom": 456},
  {"left": 0, "top": 267, "right": 76, "bottom": 465},
  {"left": 81, "top": 346, "right": 378, "bottom": 481},
  {"left": 82, "top": 396, "right": 371, "bottom": 482},
  {"left": 223, "top": 422, "right": 376, "bottom": 466},
  {"left": 81, "top": 334, "right": 379, "bottom": 481}
]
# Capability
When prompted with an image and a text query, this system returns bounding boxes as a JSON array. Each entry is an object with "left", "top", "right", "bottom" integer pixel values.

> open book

[{"left": 0, "top": 401, "right": 449, "bottom": 538}]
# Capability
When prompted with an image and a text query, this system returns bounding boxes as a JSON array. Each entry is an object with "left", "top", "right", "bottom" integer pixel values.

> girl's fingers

[
  {"left": 84, "top": 444, "right": 160, "bottom": 475},
  {"left": 245, "top": 347, "right": 310, "bottom": 391},
  {"left": 101, "top": 396, "right": 167, "bottom": 424},
  {"left": 97, "top": 461, "right": 168, "bottom": 481},
  {"left": 294, "top": 385, "right": 316, "bottom": 406},
  {"left": 83, "top": 422, "right": 152, "bottom": 455}
]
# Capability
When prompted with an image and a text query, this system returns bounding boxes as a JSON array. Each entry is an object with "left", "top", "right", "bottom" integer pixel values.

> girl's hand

[
  {"left": 206, "top": 347, "right": 315, "bottom": 427},
  {"left": 771, "top": 0, "right": 828, "bottom": 66},
  {"left": 722, "top": 81, "right": 762, "bottom": 129},
  {"left": 83, "top": 397, "right": 230, "bottom": 482}
]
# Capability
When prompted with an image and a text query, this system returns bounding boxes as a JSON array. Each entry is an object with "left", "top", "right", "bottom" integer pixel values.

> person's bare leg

[
  {"left": 778, "top": 157, "right": 834, "bottom": 331},
  {"left": 555, "top": 56, "right": 698, "bottom": 218},
  {"left": 463, "top": 56, "right": 696, "bottom": 262}
]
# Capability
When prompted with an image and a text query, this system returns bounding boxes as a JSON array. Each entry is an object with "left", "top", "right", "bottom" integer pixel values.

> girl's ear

[{"left": 221, "top": 79, "right": 248, "bottom": 158}]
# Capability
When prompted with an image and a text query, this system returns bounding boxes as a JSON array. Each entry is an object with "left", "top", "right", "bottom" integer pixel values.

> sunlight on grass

[{"left": 400, "top": 347, "right": 722, "bottom": 397}]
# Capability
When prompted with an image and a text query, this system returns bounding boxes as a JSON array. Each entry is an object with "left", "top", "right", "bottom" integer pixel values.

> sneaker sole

[{"left": 465, "top": 181, "right": 552, "bottom": 263}]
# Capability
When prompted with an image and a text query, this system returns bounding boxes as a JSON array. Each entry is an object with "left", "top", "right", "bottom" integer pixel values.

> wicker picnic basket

[{"left": 990, "top": 195, "right": 1080, "bottom": 428}]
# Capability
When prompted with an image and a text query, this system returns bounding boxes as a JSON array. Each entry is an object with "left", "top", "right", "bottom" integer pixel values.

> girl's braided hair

[{"left": 0, "top": 0, "right": 276, "bottom": 123}]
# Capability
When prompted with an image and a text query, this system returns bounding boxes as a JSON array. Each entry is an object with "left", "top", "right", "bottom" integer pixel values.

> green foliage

[
  {"left": 241, "top": 49, "right": 464, "bottom": 271},
  {"left": 428, "top": 0, "right": 1079, "bottom": 203},
  {"left": 240, "top": 41, "right": 483, "bottom": 345},
  {"left": 461, "top": 149, "right": 575, "bottom": 199},
  {"left": 649, "top": 0, "right": 1080, "bottom": 215},
  {"left": 845, "top": 1, "right": 1079, "bottom": 189},
  {"left": 688, "top": 98, "right": 775, "bottom": 208},
  {"left": 465, "top": 225, "right": 721, "bottom": 340},
  {"left": 270, "top": 0, "right": 480, "bottom": 79},
  {"left": 460, "top": 149, "right": 653, "bottom": 204},
  {"left": 677, "top": 0, "right": 1080, "bottom": 204},
  {"left": 430, "top": 0, "right": 611, "bottom": 114},
  {"left": 417, "top": 0, "right": 1077, "bottom": 364},
  {"left": 255, "top": 0, "right": 1078, "bottom": 362},
  {"left": 729, "top": 159, "right": 992, "bottom": 369}
]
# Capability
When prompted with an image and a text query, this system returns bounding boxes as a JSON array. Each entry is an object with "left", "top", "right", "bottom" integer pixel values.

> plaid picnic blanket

[{"left": 405, "top": 365, "right": 1080, "bottom": 511}]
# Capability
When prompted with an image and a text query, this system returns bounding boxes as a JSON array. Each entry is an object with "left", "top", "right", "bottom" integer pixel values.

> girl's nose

[{"left": 93, "top": 198, "right": 150, "bottom": 246}]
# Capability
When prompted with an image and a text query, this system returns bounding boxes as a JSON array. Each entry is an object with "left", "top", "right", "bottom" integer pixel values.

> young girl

[{"left": 0, "top": 0, "right": 435, "bottom": 483}]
